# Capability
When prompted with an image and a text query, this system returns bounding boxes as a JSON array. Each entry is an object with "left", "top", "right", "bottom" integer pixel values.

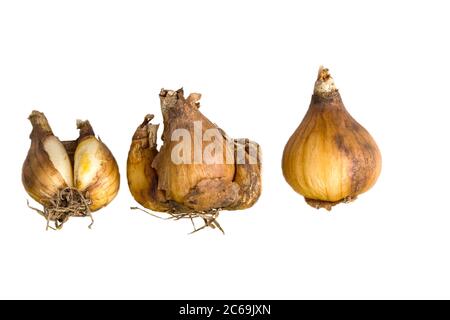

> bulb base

[{"left": 304, "top": 196, "right": 357, "bottom": 211}]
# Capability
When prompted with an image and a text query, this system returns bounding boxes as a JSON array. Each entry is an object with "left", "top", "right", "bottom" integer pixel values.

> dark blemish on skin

[
  {"left": 334, "top": 134, "right": 351, "bottom": 156},
  {"left": 363, "top": 143, "right": 374, "bottom": 153},
  {"left": 343, "top": 116, "right": 362, "bottom": 133},
  {"left": 351, "top": 122, "right": 362, "bottom": 132},
  {"left": 350, "top": 157, "right": 364, "bottom": 194},
  {"left": 187, "top": 187, "right": 201, "bottom": 197},
  {"left": 150, "top": 179, "right": 159, "bottom": 198},
  {"left": 334, "top": 133, "right": 370, "bottom": 195},
  {"left": 187, "top": 199, "right": 198, "bottom": 205}
]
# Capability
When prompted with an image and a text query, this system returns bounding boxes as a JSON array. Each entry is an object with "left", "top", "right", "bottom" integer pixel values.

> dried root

[
  {"left": 27, "top": 187, "right": 93, "bottom": 230},
  {"left": 131, "top": 206, "right": 224, "bottom": 234}
]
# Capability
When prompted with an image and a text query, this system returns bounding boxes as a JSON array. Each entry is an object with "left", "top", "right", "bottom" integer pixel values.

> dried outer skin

[
  {"left": 181, "top": 137, "right": 263, "bottom": 211},
  {"left": 152, "top": 89, "right": 236, "bottom": 206},
  {"left": 282, "top": 91, "right": 382, "bottom": 207},
  {"left": 127, "top": 89, "right": 262, "bottom": 213},
  {"left": 184, "top": 178, "right": 240, "bottom": 211},
  {"left": 127, "top": 115, "right": 170, "bottom": 212},
  {"left": 22, "top": 111, "right": 69, "bottom": 206},
  {"left": 74, "top": 120, "right": 120, "bottom": 212},
  {"left": 229, "top": 138, "right": 262, "bottom": 210}
]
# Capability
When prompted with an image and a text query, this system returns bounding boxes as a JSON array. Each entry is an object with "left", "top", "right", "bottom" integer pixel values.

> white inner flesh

[
  {"left": 74, "top": 137, "right": 102, "bottom": 191},
  {"left": 43, "top": 136, "right": 74, "bottom": 187}
]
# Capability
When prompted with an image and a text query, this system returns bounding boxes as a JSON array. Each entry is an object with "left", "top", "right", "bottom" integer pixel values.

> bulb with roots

[{"left": 127, "top": 88, "right": 262, "bottom": 233}]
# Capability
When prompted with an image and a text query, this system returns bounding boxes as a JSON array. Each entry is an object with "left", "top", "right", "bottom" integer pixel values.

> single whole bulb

[{"left": 282, "top": 67, "right": 382, "bottom": 210}]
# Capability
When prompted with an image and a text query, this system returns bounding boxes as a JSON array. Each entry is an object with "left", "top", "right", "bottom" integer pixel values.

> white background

[{"left": 1, "top": 0, "right": 449, "bottom": 300}]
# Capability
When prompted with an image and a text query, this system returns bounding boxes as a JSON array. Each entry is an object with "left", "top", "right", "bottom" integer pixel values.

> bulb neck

[
  {"left": 132, "top": 114, "right": 159, "bottom": 148},
  {"left": 313, "top": 66, "right": 338, "bottom": 97},
  {"left": 76, "top": 120, "right": 95, "bottom": 140},
  {"left": 159, "top": 88, "right": 185, "bottom": 122},
  {"left": 28, "top": 110, "right": 53, "bottom": 138},
  {"left": 311, "top": 90, "right": 341, "bottom": 103},
  {"left": 159, "top": 88, "right": 202, "bottom": 124}
]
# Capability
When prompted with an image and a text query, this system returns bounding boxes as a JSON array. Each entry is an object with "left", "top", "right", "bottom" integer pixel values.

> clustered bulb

[
  {"left": 282, "top": 67, "right": 382, "bottom": 210},
  {"left": 127, "top": 89, "right": 262, "bottom": 232},
  {"left": 22, "top": 111, "right": 120, "bottom": 229}
]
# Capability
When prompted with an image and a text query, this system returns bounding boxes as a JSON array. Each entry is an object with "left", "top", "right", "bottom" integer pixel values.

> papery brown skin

[
  {"left": 282, "top": 68, "right": 382, "bottom": 210},
  {"left": 153, "top": 89, "right": 237, "bottom": 209},
  {"left": 22, "top": 111, "right": 69, "bottom": 205},
  {"left": 228, "top": 139, "right": 262, "bottom": 210},
  {"left": 127, "top": 115, "right": 170, "bottom": 212},
  {"left": 127, "top": 89, "right": 262, "bottom": 214}
]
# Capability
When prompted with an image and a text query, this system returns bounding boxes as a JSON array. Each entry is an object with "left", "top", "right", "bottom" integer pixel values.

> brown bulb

[
  {"left": 282, "top": 67, "right": 382, "bottom": 210},
  {"left": 22, "top": 111, "right": 120, "bottom": 229},
  {"left": 127, "top": 89, "right": 262, "bottom": 232}
]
